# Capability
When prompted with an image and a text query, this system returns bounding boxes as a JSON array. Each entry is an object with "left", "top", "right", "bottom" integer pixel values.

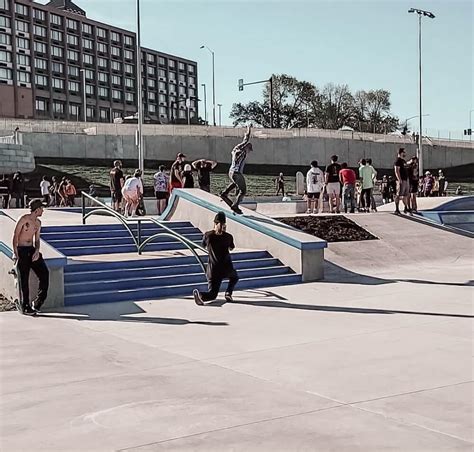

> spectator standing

[
  {"left": 153, "top": 165, "right": 169, "bottom": 214},
  {"left": 12, "top": 172, "right": 25, "bottom": 208},
  {"left": 381, "top": 175, "right": 390, "bottom": 204},
  {"left": 388, "top": 176, "right": 396, "bottom": 202},
  {"left": 367, "top": 158, "right": 378, "bottom": 212},
  {"left": 192, "top": 159, "right": 217, "bottom": 192},
  {"left": 394, "top": 148, "right": 410, "bottom": 215},
  {"left": 358, "top": 159, "right": 376, "bottom": 213},
  {"left": 58, "top": 176, "right": 68, "bottom": 207},
  {"left": 109, "top": 160, "right": 125, "bottom": 212},
  {"left": 407, "top": 156, "right": 419, "bottom": 213},
  {"left": 438, "top": 170, "right": 447, "bottom": 197},
  {"left": 339, "top": 162, "right": 356, "bottom": 213},
  {"left": 275, "top": 173, "right": 285, "bottom": 197},
  {"left": 324, "top": 155, "right": 342, "bottom": 213},
  {"left": 170, "top": 153, "right": 186, "bottom": 192},
  {"left": 65, "top": 179, "right": 77, "bottom": 206},
  {"left": 39, "top": 176, "right": 51, "bottom": 206},
  {"left": 305, "top": 161, "right": 324, "bottom": 214},
  {"left": 50, "top": 176, "right": 60, "bottom": 207},
  {"left": 182, "top": 164, "right": 195, "bottom": 188},
  {"left": 0, "top": 174, "right": 11, "bottom": 209},
  {"left": 122, "top": 170, "right": 144, "bottom": 217},
  {"left": 424, "top": 171, "right": 434, "bottom": 197}
]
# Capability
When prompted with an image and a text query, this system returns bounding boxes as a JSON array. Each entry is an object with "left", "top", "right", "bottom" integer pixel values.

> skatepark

[{"left": 1, "top": 191, "right": 473, "bottom": 450}]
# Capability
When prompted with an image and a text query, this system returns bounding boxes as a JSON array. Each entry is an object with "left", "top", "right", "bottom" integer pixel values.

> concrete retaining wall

[
  {"left": 0, "top": 143, "right": 35, "bottom": 173},
  {"left": 22, "top": 132, "right": 474, "bottom": 171}
]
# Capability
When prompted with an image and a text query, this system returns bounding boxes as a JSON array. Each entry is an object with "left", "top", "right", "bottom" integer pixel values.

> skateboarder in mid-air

[
  {"left": 193, "top": 211, "right": 239, "bottom": 305},
  {"left": 12, "top": 199, "right": 49, "bottom": 315},
  {"left": 220, "top": 124, "right": 253, "bottom": 214}
]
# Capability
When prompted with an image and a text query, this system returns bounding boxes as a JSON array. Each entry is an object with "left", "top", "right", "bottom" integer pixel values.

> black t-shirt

[
  {"left": 203, "top": 230, "right": 235, "bottom": 276},
  {"left": 170, "top": 160, "right": 184, "bottom": 183},
  {"left": 110, "top": 168, "right": 124, "bottom": 192},
  {"left": 325, "top": 163, "right": 342, "bottom": 183},
  {"left": 407, "top": 163, "right": 419, "bottom": 181},
  {"left": 182, "top": 172, "right": 194, "bottom": 188},
  {"left": 195, "top": 161, "right": 213, "bottom": 187},
  {"left": 0, "top": 179, "right": 10, "bottom": 195},
  {"left": 394, "top": 158, "right": 408, "bottom": 181}
]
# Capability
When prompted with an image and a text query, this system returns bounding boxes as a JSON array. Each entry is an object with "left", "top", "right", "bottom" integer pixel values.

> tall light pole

[
  {"left": 469, "top": 109, "right": 474, "bottom": 141},
  {"left": 408, "top": 7, "right": 435, "bottom": 174},
  {"left": 79, "top": 69, "right": 86, "bottom": 122},
  {"left": 200, "top": 45, "right": 216, "bottom": 126},
  {"left": 136, "top": 0, "right": 144, "bottom": 173},
  {"left": 201, "top": 83, "right": 207, "bottom": 125},
  {"left": 217, "top": 103, "right": 222, "bottom": 127}
]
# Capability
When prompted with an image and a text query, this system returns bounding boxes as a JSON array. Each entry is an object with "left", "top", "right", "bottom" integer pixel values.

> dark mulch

[
  {"left": 0, "top": 294, "right": 16, "bottom": 312},
  {"left": 276, "top": 216, "right": 378, "bottom": 242}
]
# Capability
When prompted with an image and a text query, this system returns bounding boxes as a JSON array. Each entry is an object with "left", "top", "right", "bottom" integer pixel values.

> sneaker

[
  {"left": 394, "top": 209, "right": 401, "bottom": 215},
  {"left": 231, "top": 206, "right": 243, "bottom": 215},
  {"left": 225, "top": 293, "right": 233, "bottom": 302},
  {"left": 23, "top": 306, "right": 37, "bottom": 316},
  {"left": 32, "top": 302, "right": 42, "bottom": 313},
  {"left": 404, "top": 207, "right": 411, "bottom": 215},
  {"left": 193, "top": 289, "right": 204, "bottom": 306},
  {"left": 306, "top": 209, "right": 311, "bottom": 214}
]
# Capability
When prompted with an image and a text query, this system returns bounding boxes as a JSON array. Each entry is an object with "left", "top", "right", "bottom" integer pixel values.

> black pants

[
  {"left": 276, "top": 184, "right": 285, "bottom": 196},
  {"left": 361, "top": 188, "right": 372, "bottom": 209},
  {"left": 13, "top": 192, "right": 25, "bottom": 208},
  {"left": 17, "top": 246, "right": 49, "bottom": 310},
  {"left": 1, "top": 194, "right": 9, "bottom": 208},
  {"left": 222, "top": 171, "right": 246, "bottom": 208},
  {"left": 199, "top": 269, "right": 239, "bottom": 302}
]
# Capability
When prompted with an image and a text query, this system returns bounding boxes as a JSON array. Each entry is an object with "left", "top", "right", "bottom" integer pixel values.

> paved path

[{"left": 1, "top": 215, "right": 473, "bottom": 451}]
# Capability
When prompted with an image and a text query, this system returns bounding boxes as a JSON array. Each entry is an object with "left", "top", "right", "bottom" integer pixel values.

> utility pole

[
  {"left": 136, "top": 0, "right": 144, "bottom": 173},
  {"left": 238, "top": 76, "right": 274, "bottom": 128}
]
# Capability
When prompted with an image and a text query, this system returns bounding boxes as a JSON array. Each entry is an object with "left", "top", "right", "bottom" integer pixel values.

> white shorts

[{"left": 326, "top": 182, "right": 341, "bottom": 196}]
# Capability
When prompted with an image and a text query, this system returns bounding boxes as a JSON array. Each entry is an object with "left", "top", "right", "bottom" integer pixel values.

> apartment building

[{"left": 0, "top": 0, "right": 199, "bottom": 123}]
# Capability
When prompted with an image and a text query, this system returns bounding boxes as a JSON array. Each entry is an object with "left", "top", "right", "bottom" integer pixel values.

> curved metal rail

[{"left": 81, "top": 192, "right": 207, "bottom": 272}]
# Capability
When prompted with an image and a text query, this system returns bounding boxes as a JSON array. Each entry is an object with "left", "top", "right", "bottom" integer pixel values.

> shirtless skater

[
  {"left": 12, "top": 199, "right": 49, "bottom": 315},
  {"left": 220, "top": 124, "right": 253, "bottom": 214},
  {"left": 193, "top": 211, "right": 239, "bottom": 305}
]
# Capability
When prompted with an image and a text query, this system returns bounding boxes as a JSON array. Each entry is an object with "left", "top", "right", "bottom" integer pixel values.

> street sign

[
  {"left": 464, "top": 129, "right": 472, "bottom": 136},
  {"left": 238, "top": 79, "right": 244, "bottom": 91}
]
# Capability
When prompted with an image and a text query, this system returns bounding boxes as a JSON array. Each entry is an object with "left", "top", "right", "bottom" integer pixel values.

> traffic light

[
  {"left": 238, "top": 79, "right": 244, "bottom": 91},
  {"left": 464, "top": 129, "right": 472, "bottom": 136}
]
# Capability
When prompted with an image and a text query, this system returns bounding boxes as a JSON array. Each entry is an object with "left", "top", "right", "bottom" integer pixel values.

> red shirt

[{"left": 339, "top": 168, "right": 356, "bottom": 185}]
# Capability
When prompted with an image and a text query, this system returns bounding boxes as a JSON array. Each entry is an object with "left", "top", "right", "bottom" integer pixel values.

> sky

[{"left": 42, "top": 0, "right": 472, "bottom": 136}]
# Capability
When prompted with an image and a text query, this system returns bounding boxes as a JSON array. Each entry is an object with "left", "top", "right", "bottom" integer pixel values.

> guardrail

[{"left": 81, "top": 192, "right": 207, "bottom": 273}]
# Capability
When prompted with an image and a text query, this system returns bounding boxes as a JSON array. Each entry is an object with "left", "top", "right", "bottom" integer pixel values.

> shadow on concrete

[{"left": 41, "top": 301, "right": 228, "bottom": 326}]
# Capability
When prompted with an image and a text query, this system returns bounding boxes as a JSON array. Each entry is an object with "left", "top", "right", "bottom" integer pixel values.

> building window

[
  {"left": 98, "top": 87, "right": 109, "bottom": 97},
  {"left": 148, "top": 104, "right": 156, "bottom": 113},
  {"left": 16, "top": 54, "right": 30, "bottom": 66},
  {"left": 68, "top": 65, "right": 79, "bottom": 77},
  {"left": 17, "top": 71, "right": 30, "bottom": 83},
  {"left": 0, "top": 33, "right": 10, "bottom": 45},
  {"left": 98, "top": 72, "right": 108, "bottom": 83},
  {"left": 148, "top": 92, "right": 155, "bottom": 101},
  {"left": 97, "top": 57, "right": 107, "bottom": 68},
  {"left": 112, "top": 75, "right": 122, "bottom": 85},
  {"left": 0, "top": 16, "right": 10, "bottom": 27},
  {"left": 96, "top": 27, "right": 107, "bottom": 39},
  {"left": 35, "top": 98, "right": 47, "bottom": 111},
  {"left": 83, "top": 54, "right": 94, "bottom": 65},
  {"left": 0, "top": 67, "right": 12, "bottom": 80},
  {"left": 110, "top": 31, "right": 120, "bottom": 42},
  {"left": 178, "top": 74, "right": 186, "bottom": 83},
  {"left": 125, "top": 92, "right": 134, "bottom": 103},
  {"left": 178, "top": 62, "right": 185, "bottom": 71},
  {"left": 0, "top": 0, "right": 8, "bottom": 10},
  {"left": 169, "top": 59, "right": 175, "bottom": 68},
  {"left": 67, "top": 49, "right": 79, "bottom": 62},
  {"left": 99, "top": 108, "right": 109, "bottom": 120},
  {"left": 51, "top": 46, "right": 63, "bottom": 58},
  {"left": 160, "top": 106, "right": 168, "bottom": 116},
  {"left": 178, "top": 86, "right": 186, "bottom": 95},
  {"left": 15, "top": 20, "right": 29, "bottom": 33},
  {"left": 124, "top": 64, "right": 133, "bottom": 74},
  {"left": 82, "top": 38, "right": 93, "bottom": 50},
  {"left": 52, "top": 62, "right": 63, "bottom": 73},
  {"left": 159, "top": 94, "right": 166, "bottom": 103},
  {"left": 16, "top": 37, "right": 29, "bottom": 50},
  {"left": 189, "top": 76, "right": 195, "bottom": 85},
  {"left": 52, "top": 78, "right": 64, "bottom": 89},
  {"left": 51, "top": 30, "right": 63, "bottom": 41},
  {"left": 124, "top": 35, "right": 133, "bottom": 46},
  {"left": 111, "top": 61, "right": 121, "bottom": 71},
  {"left": 15, "top": 3, "right": 29, "bottom": 16},
  {"left": 169, "top": 71, "right": 176, "bottom": 81},
  {"left": 53, "top": 101, "right": 64, "bottom": 114},
  {"left": 158, "top": 69, "right": 166, "bottom": 78},
  {"left": 67, "top": 34, "right": 78, "bottom": 46},
  {"left": 0, "top": 50, "right": 12, "bottom": 63},
  {"left": 34, "top": 41, "right": 47, "bottom": 53},
  {"left": 124, "top": 50, "right": 133, "bottom": 60},
  {"left": 188, "top": 64, "right": 195, "bottom": 74},
  {"left": 178, "top": 109, "right": 186, "bottom": 119},
  {"left": 50, "top": 14, "right": 62, "bottom": 26},
  {"left": 111, "top": 46, "right": 121, "bottom": 57},
  {"left": 34, "top": 25, "right": 47, "bottom": 37},
  {"left": 158, "top": 57, "right": 165, "bottom": 66},
  {"left": 86, "top": 106, "right": 95, "bottom": 119},
  {"left": 147, "top": 54, "right": 155, "bottom": 64},
  {"left": 148, "top": 79, "right": 155, "bottom": 88},
  {"left": 84, "top": 69, "right": 94, "bottom": 80},
  {"left": 66, "top": 18, "right": 78, "bottom": 31},
  {"left": 85, "top": 84, "right": 94, "bottom": 95},
  {"left": 125, "top": 78, "right": 134, "bottom": 88},
  {"left": 69, "top": 103, "right": 80, "bottom": 117},
  {"left": 147, "top": 66, "right": 155, "bottom": 76},
  {"left": 68, "top": 81, "right": 79, "bottom": 92},
  {"left": 112, "top": 89, "right": 122, "bottom": 100},
  {"left": 82, "top": 23, "right": 92, "bottom": 34},
  {"left": 97, "top": 42, "right": 107, "bottom": 53},
  {"left": 189, "top": 88, "right": 195, "bottom": 97},
  {"left": 34, "top": 74, "right": 48, "bottom": 87},
  {"left": 33, "top": 9, "right": 45, "bottom": 21},
  {"left": 159, "top": 81, "right": 166, "bottom": 91}
]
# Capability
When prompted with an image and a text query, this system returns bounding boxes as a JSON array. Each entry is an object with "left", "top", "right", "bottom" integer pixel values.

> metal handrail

[{"left": 81, "top": 192, "right": 207, "bottom": 271}]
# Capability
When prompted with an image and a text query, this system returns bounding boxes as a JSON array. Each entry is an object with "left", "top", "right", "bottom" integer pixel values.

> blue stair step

[{"left": 42, "top": 221, "right": 193, "bottom": 233}]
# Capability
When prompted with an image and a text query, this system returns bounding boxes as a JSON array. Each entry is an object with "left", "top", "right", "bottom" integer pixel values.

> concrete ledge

[{"left": 162, "top": 189, "right": 327, "bottom": 281}]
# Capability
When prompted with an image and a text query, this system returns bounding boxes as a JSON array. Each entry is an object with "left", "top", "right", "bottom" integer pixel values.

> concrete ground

[{"left": 1, "top": 213, "right": 473, "bottom": 451}]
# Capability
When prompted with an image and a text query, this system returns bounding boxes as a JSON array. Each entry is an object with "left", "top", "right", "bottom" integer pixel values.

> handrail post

[
  {"left": 137, "top": 220, "right": 142, "bottom": 255},
  {"left": 81, "top": 192, "right": 86, "bottom": 224}
]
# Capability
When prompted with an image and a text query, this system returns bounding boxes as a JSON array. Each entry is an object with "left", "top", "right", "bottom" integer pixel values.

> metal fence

[{"left": 0, "top": 118, "right": 472, "bottom": 149}]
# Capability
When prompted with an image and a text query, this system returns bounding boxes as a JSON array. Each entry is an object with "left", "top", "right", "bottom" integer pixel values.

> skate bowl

[{"left": 161, "top": 189, "right": 327, "bottom": 282}]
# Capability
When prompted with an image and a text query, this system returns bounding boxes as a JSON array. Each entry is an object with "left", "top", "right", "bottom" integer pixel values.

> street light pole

[
  {"left": 470, "top": 109, "right": 474, "bottom": 141},
  {"left": 200, "top": 45, "right": 216, "bottom": 126},
  {"left": 79, "top": 69, "right": 86, "bottom": 122},
  {"left": 201, "top": 83, "right": 207, "bottom": 125},
  {"left": 217, "top": 103, "right": 222, "bottom": 127},
  {"left": 408, "top": 7, "right": 435, "bottom": 174},
  {"left": 136, "top": 0, "right": 144, "bottom": 173}
]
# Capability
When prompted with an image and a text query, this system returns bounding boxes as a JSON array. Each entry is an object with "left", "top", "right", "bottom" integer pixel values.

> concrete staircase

[{"left": 41, "top": 221, "right": 302, "bottom": 306}]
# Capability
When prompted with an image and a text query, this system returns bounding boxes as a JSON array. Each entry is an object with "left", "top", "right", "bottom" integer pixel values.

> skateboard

[
  {"left": 8, "top": 263, "right": 24, "bottom": 314},
  {"left": 219, "top": 194, "right": 242, "bottom": 215}
]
